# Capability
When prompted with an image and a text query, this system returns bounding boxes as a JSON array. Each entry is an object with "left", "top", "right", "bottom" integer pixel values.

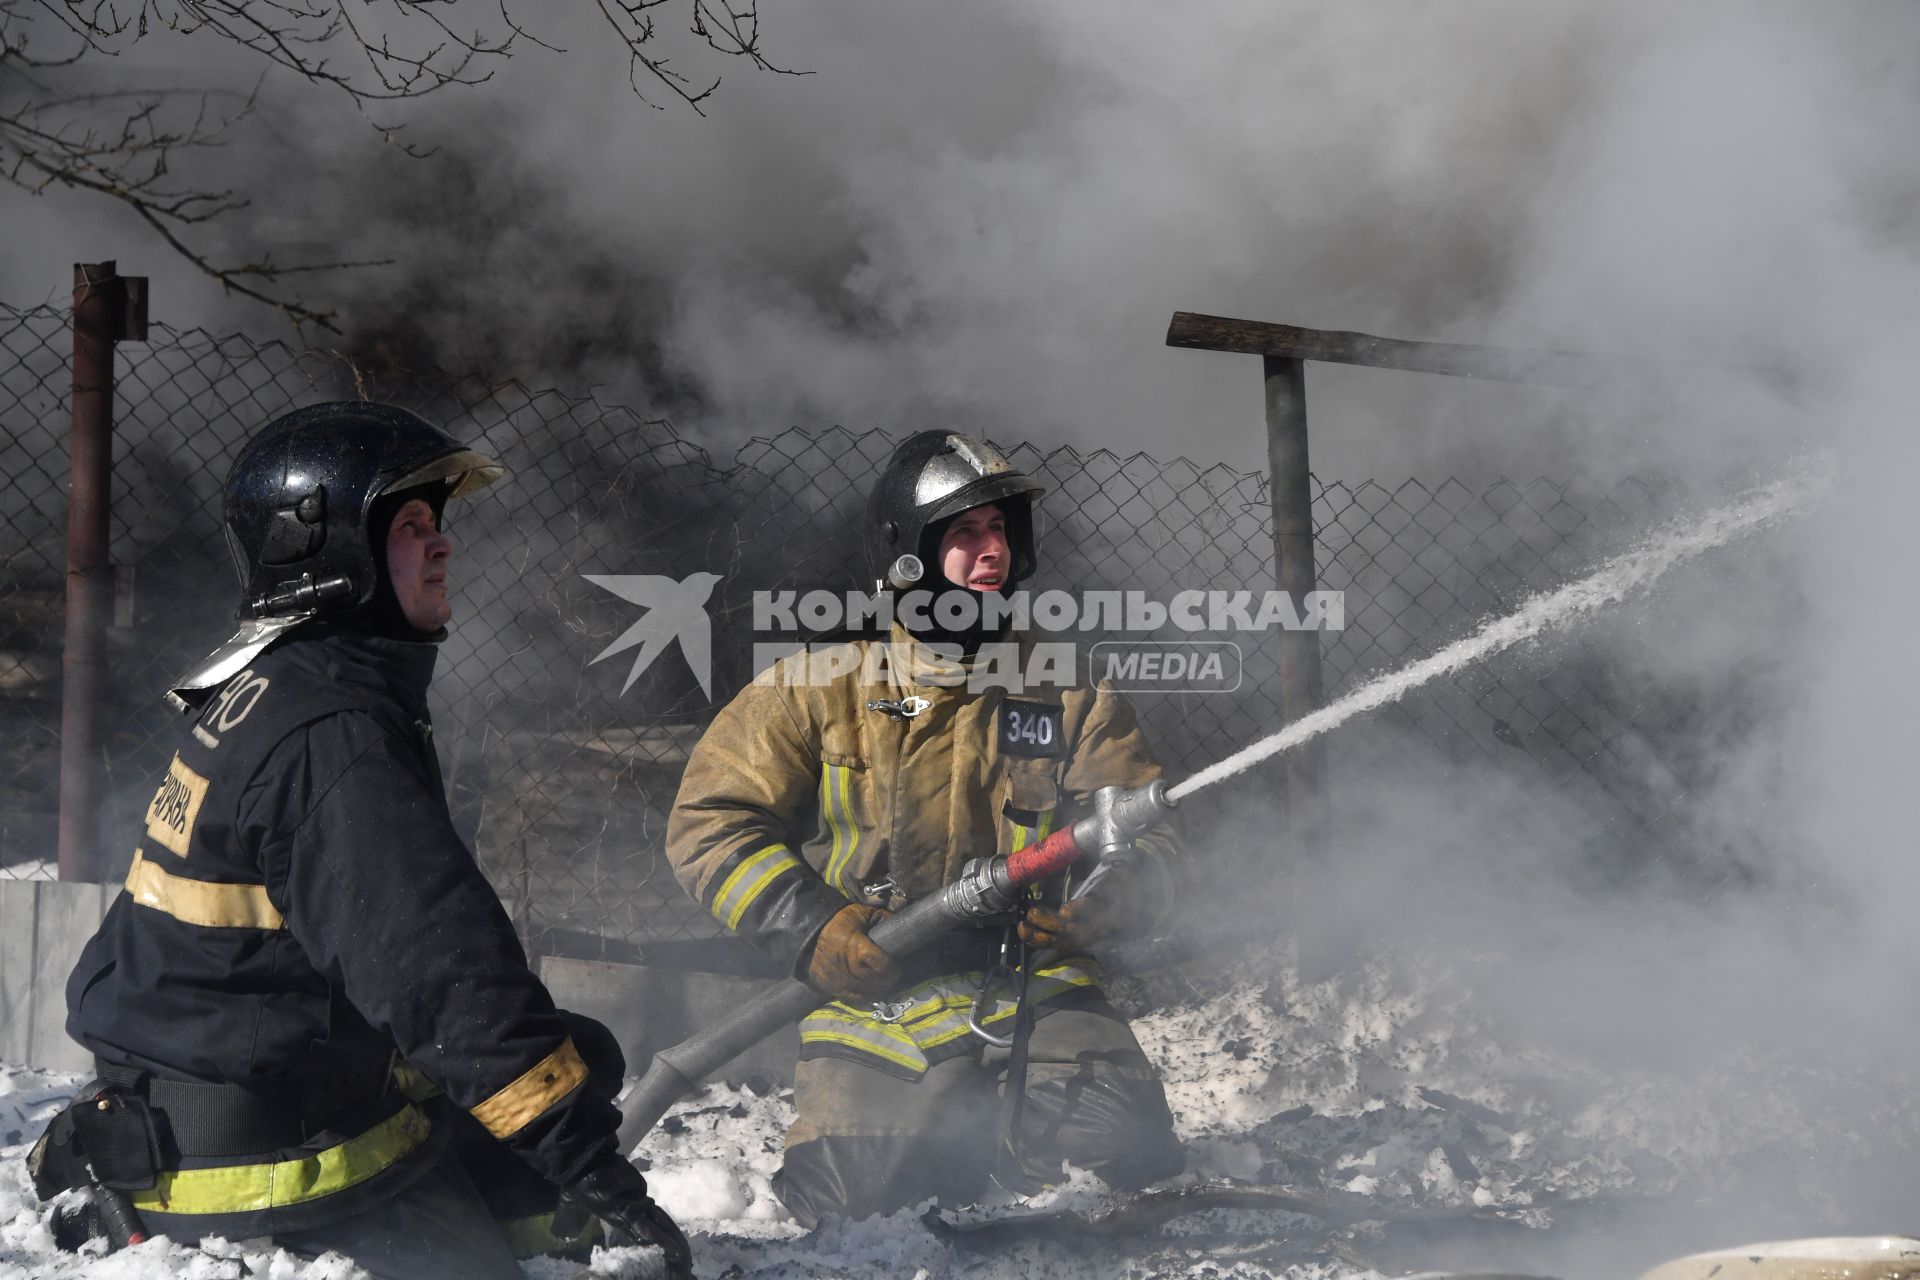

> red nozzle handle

[{"left": 1005, "top": 825, "right": 1083, "bottom": 889}]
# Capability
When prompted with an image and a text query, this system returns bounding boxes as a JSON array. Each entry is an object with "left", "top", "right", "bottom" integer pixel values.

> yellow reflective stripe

[
  {"left": 714, "top": 845, "right": 801, "bottom": 931},
  {"left": 821, "top": 765, "right": 861, "bottom": 895},
  {"left": 125, "top": 849, "right": 285, "bottom": 931},
  {"left": 818, "top": 768, "right": 844, "bottom": 892},
  {"left": 913, "top": 961, "right": 1101, "bottom": 1050},
  {"left": 798, "top": 1027, "right": 927, "bottom": 1073},
  {"left": 501, "top": 1209, "right": 601, "bottom": 1259},
  {"left": 1025, "top": 964, "right": 1100, "bottom": 1006},
  {"left": 1008, "top": 808, "right": 1055, "bottom": 854},
  {"left": 801, "top": 962, "right": 1104, "bottom": 1062},
  {"left": 911, "top": 1007, "right": 988, "bottom": 1052},
  {"left": 470, "top": 1038, "right": 588, "bottom": 1139},
  {"left": 129, "top": 1104, "right": 429, "bottom": 1216},
  {"left": 391, "top": 1061, "right": 441, "bottom": 1102},
  {"left": 821, "top": 973, "right": 983, "bottom": 1028},
  {"left": 798, "top": 1010, "right": 927, "bottom": 1072}
]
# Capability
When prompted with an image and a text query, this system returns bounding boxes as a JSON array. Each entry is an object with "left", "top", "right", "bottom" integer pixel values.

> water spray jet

[{"left": 616, "top": 462, "right": 1828, "bottom": 1152}]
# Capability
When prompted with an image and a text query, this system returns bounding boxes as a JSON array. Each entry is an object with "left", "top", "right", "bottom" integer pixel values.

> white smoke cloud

[{"left": 10, "top": 4, "right": 1920, "bottom": 1270}]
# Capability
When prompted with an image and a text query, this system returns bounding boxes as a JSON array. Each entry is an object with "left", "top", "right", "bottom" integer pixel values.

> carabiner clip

[
  {"left": 967, "top": 964, "right": 1016, "bottom": 1047},
  {"left": 865, "top": 696, "right": 931, "bottom": 722},
  {"left": 870, "top": 1000, "right": 914, "bottom": 1024}
]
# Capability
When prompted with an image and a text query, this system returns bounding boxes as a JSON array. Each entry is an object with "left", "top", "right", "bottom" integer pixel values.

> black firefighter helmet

[
  {"left": 165, "top": 402, "right": 502, "bottom": 711},
  {"left": 864, "top": 430, "right": 1045, "bottom": 594},
  {"left": 223, "top": 400, "right": 503, "bottom": 619}
]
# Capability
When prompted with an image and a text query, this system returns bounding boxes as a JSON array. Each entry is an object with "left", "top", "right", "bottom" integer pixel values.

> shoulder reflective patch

[
  {"left": 470, "top": 1038, "right": 588, "bottom": 1140},
  {"left": 130, "top": 1103, "right": 428, "bottom": 1215},
  {"left": 143, "top": 753, "right": 210, "bottom": 857},
  {"left": 712, "top": 844, "right": 802, "bottom": 932},
  {"left": 125, "top": 849, "right": 285, "bottom": 930}
]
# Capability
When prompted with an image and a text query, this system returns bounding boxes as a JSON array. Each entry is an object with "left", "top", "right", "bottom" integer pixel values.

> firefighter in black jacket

[{"left": 41, "top": 403, "right": 690, "bottom": 1278}]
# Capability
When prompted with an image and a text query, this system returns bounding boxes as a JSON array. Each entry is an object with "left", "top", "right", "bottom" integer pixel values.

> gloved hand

[
  {"left": 804, "top": 903, "right": 902, "bottom": 1002},
  {"left": 1018, "top": 861, "right": 1161, "bottom": 954},
  {"left": 558, "top": 1154, "right": 693, "bottom": 1279}
]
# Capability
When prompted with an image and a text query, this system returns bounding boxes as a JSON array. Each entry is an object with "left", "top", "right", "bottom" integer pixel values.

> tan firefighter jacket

[{"left": 666, "top": 625, "right": 1182, "bottom": 1078}]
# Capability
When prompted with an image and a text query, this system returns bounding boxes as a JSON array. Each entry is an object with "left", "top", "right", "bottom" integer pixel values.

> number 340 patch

[{"left": 999, "top": 700, "right": 1064, "bottom": 758}]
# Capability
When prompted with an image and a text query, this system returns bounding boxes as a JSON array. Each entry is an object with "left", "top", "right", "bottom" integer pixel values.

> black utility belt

[
  {"left": 29, "top": 1061, "right": 410, "bottom": 1218},
  {"left": 94, "top": 1058, "right": 399, "bottom": 1158}
]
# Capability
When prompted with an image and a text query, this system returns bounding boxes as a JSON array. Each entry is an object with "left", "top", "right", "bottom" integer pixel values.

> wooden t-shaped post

[
  {"left": 1163, "top": 308, "right": 1630, "bottom": 845},
  {"left": 1166, "top": 315, "right": 1326, "bottom": 846}
]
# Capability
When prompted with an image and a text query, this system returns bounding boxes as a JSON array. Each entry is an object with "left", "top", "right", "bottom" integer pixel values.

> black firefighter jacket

[{"left": 65, "top": 625, "right": 615, "bottom": 1234}]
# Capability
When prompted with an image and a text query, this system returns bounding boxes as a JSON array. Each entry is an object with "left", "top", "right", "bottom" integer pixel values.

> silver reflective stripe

[
  {"left": 712, "top": 845, "right": 802, "bottom": 931},
  {"left": 799, "top": 962, "right": 1101, "bottom": 1066},
  {"left": 800, "top": 1006, "right": 929, "bottom": 1074},
  {"left": 820, "top": 765, "right": 860, "bottom": 895}
]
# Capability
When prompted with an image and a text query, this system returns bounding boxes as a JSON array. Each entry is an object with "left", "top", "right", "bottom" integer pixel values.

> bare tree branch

[
  {"left": 3, "top": 0, "right": 803, "bottom": 327},
  {"left": 591, "top": 0, "right": 808, "bottom": 116}
]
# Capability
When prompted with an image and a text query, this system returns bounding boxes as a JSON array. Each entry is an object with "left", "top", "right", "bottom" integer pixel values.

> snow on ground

[{"left": 6, "top": 948, "right": 1920, "bottom": 1279}]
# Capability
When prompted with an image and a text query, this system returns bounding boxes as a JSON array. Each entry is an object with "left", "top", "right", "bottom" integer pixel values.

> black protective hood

[{"left": 863, "top": 431, "right": 1044, "bottom": 595}]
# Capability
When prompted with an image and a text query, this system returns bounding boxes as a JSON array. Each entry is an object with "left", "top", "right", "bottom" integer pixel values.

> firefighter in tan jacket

[{"left": 668, "top": 431, "right": 1185, "bottom": 1224}]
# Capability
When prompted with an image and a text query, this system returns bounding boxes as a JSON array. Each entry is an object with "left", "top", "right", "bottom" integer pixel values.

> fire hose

[
  {"left": 614, "top": 474, "right": 1820, "bottom": 1152},
  {"left": 614, "top": 780, "right": 1175, "bottom": 1152}
]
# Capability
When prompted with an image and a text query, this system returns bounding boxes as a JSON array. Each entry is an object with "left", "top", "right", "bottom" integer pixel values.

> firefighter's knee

[
  {"left": 1014, "top": 1056, "right": 1184, "bottom": 1190},
  {"left": 774, "top": 1134, "right": 994, "bottom": 1228}
]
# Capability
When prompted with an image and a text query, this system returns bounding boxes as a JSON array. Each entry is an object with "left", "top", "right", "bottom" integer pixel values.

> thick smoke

[{"left": 9, "top": 2, "right": 1920, "bottom": 1273}]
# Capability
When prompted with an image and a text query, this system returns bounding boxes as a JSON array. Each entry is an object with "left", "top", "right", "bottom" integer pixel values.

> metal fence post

[
  {"left": 59, "top": 262, "right": 146, "bottom": 882},
  {"left": 1263, "top": 355, "right": 1326, "bottom": 845}
]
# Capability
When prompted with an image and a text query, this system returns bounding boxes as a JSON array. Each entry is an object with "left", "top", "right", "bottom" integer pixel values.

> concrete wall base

[
  {"left": 0, "top": 880, "right": 797, "bottom": 1095},
  {"left": 542, "top": 957, "right": 797, "bottom": 1087},
  {"left": 0, "top": 879, "right": 115, "bottom": 1073}
]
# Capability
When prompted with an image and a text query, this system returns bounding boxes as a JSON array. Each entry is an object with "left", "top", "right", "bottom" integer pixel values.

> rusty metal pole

[
  {"left": 1263, "top": 355, "right": 1326, "bottom": 848},
  {"left": 59, "top": 262, "right": 146, "bottom": 882}
]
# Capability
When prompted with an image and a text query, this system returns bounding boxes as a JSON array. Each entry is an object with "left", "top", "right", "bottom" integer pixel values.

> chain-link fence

[{"left": 1, "top": 302, "right": 1777, "bottom": 958}]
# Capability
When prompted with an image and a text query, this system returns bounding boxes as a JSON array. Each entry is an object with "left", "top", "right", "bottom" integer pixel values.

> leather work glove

[
  {"left": 804, "top": 903, "right": 902, "bottom": 1002},
  {"left": 1018, "top": 861, "right": 1161, "bottom": 954},
  {"left": 558, "top": 1154, "right": 693, "bottom": 1279}
]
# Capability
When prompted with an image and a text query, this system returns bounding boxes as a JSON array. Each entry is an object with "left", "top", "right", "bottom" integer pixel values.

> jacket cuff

[
  {"left": 752, "top": 873, "right": 848, "bottom": 976},
  {"left": 702, "top": 843, "right": 847, "bottom": 974}
]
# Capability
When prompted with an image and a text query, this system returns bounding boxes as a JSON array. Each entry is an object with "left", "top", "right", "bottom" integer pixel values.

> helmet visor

[{"left": 381, "top": 448, "right": 506, "bottom": 500}]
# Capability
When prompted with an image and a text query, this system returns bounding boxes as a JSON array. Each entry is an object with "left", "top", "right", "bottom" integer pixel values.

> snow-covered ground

[{"left": 7, "top": 949, "right": 1919, "bottom": 1280}]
